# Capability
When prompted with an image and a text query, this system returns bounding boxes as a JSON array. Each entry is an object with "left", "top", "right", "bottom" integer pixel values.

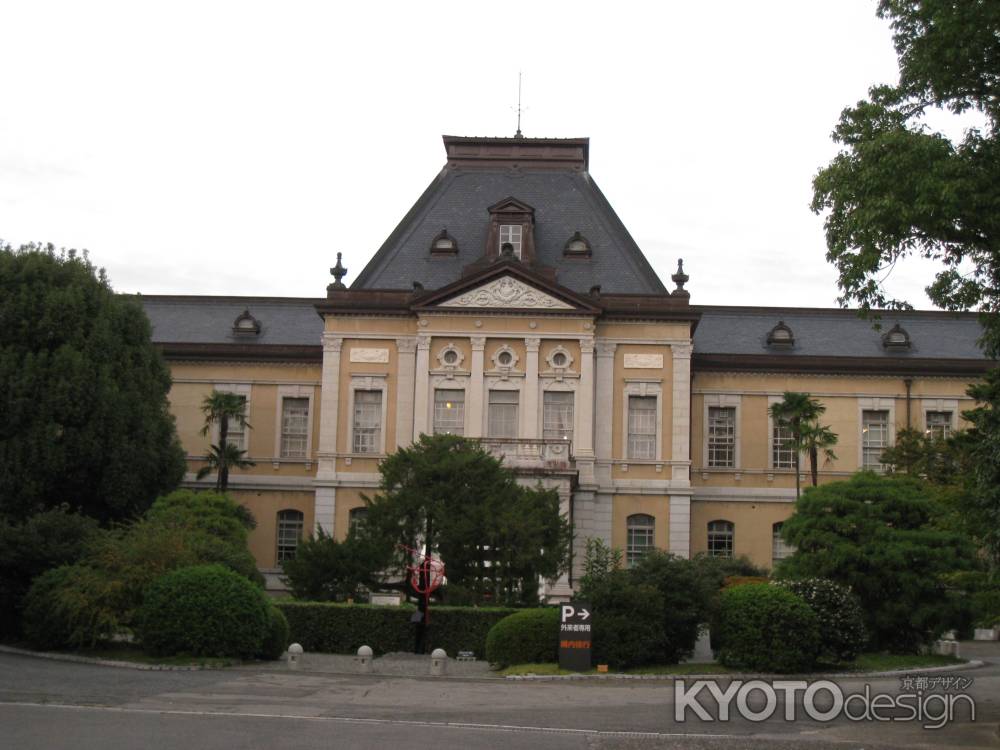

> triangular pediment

[
  {"left": 488, "top": 196, "right": 535, "bottom": 215},
  {"left": 437, "top": 275, "right": 575, "bottom": 310}
]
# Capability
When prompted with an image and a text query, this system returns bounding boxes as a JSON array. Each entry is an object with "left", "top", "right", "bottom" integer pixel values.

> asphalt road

[{"left": 1, "top": 650, "right": 998, "bottom": 750}]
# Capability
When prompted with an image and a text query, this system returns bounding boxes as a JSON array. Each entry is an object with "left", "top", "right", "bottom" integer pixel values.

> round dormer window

[
  {"left": 443, "top": 349, "right": 458, "bottom": 365},
  {"left": 497, "top": 351, "right": 513, "bottom": 366},
  {"left": 552, "top": 352, "right": 568, "bottom": 367}
]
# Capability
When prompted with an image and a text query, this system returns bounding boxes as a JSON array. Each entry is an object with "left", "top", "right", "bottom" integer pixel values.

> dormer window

[
  {"left": 487, "top": 197, "right": 535, "bottom": 263},
  {"left": 882, "top": 323, "right": 912, "bottom": 351},
  {"left": 766, "top": 321, "right": 794, "bottom": 348},
  {"left": 499, "top": 225, "right": 522, "bottom": 258},
  {"left": 563, "top": 231, "right": 591, "bottom": 257},
  {"left": 232, "top": 309, "right": 261, "bottom": 337},
  {"left": 430, "top": 229, "right": 458, "bottom": 256}
]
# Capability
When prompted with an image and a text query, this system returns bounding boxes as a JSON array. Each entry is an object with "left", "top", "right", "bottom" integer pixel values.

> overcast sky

[{"left": 0, "top": 1, "right": 959, "bottom": 308}]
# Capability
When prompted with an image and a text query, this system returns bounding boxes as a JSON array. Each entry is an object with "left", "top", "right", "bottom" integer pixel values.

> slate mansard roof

[
  {"left": 350, "top": 136, "right": 667, "bottom": 295},
  {"left": 139, "top": 295, "right": 992, "bottom": 372}
]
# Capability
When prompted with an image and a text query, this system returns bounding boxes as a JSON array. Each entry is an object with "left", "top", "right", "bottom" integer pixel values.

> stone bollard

[
  {"left": 934, "top": 639, "right": 960, "bottom": 657},
  {"left": 355, "top": 645, "right": 373, "bottom": 674},
  {"left": 287, "top": 643, "right": 304, "bottom": 670},
  {"left": 430, "top": 648, "right": 448, "bottom": 676}
]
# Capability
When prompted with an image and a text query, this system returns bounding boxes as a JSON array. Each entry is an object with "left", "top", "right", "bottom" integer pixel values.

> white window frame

[
  {"left": 922, "top": 398, "right": 958, "bottom": 440},
  {"left": 767, "top": 394, "right": 798, "bottom": 470},
  {"left": 211, "top": 382, "right": 252, "bottom": 455},
  {"left": 487, "top": 388, "right": 520, "bottom": 439},
  {"left": 276, "top": 508, "right": 304, "bottom": 564},
  {"left": 621, "top": 379, "right": 663, "bottom": 461},
  {"left": 499, "top": 224, "right": 523, "bottom": 258},
  {"left": 348, "top": 506, "right": 369, "bottom": 537},
  {"left": 542, "top": 390, "right": 575, "bottom": 443},
  {"left": 772, "top": 522, "right": 793, "bottom": 563},
  {"left": 433, "top": 387, "right": 466, "bottom": 436},
  {"left": 347, "top": 375, "right": 388, "bottom": 455},
  {"left": 858, "top": 397, "right": 895, "bottom": 472},
  {"left": 703, "top": 394, "right": 741, "bottom": 469},
  {"left": 707, "top": 520, "right": 734, "bottom": 558},
  {"left": 626, "top": 513, "right": 655, "bottom": 567},
  {"left": 274, "top": 385, "right": 315, "bottom": 462}
]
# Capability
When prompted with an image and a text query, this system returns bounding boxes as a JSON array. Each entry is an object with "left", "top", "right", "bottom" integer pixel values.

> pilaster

[
  {"left": 523, "top": 337, "right": 540, "bottom": 439},
  {"left": 395, "top": 337, "right": 417, "bottom": 449},
  {"left": 412, "top": 334, "right": 431, "bottom": 440},
  {"left": 467, "top": 336, "right": 486, "bottom": 437}
]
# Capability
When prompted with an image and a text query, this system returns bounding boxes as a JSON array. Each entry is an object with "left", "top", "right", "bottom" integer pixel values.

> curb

[
  {"left": 0, "top": 644, "right": 232, "bottom": 671},
  {"left": 504, "top": 660, "right": 986, "bottom": 681}
]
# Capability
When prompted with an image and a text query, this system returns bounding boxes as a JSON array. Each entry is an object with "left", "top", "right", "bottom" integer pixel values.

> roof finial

[
  {"left": 514, "top": 71, "right": 524, "bottom": 138},
  {"left": 671, "top": 258, "right": 690, "bottom": 297},
  {"left": 330, "top": 252, "right": 348, "bottom": 290}
]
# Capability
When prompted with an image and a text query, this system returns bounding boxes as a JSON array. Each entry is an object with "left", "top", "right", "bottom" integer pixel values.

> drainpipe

[{"left": 904, "top": 378, "right": 913, "bottom": 429}]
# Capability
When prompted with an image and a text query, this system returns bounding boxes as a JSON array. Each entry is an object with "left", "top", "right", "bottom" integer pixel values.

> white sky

[{"left": 0, "top": 0, "right": 958, "bottom": 307}]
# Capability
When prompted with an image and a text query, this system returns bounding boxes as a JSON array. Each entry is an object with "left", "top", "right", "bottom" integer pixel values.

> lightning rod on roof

[{"left": 515, "top": 71, "right": 524, "bottom": 138}]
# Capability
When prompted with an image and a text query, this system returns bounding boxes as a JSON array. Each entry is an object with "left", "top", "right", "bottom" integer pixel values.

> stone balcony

[{"left": 475, "top": 437, "right": 575, "bottom": 473}]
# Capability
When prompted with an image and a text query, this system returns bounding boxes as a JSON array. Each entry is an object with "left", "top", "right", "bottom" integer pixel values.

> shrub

[
  {"left": 276, "top": 602, "right": 517, "bottom": 657},
  {"left": 136, "top": 564, "right": 270, "bottom": 658},
  {"left": 280, "top": 528, "right": 386, "bottom": 602},
  {"left": 627, "top": 552, "right": 718, "bottom": 663},
  {"left": 0, "top": 508, "right": 101, "bottom": 637},
  {"left": 258, "top": 605, "right": 291, "bottom": 660},
  {"left": 485, "top": 608, "right": 559, "bottom": 667},
  {"left": 586, "top": 572, "right": 666, "bottom": 670},
  {"left": 772, "top": 578, "right": 867, "bottom": 662},
  {"left": 717, "top": 583, "right": 820, "bottom": 673},
  {"left": 779, "top": 473, "right": 976, "bottom": 652},
  {"left": 22, "top": 565, "right": 125, "bottom": 650}
]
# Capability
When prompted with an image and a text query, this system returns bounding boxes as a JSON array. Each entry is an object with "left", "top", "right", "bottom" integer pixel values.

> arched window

[
  {"left": 276, "top": 509, "right": 304, "bottom": 563},
  {"left": 349, "top": 507, "right": 369, "bottom": 537},
  {"left": 707, "top": 520, "right": 734, "bottom": 558},
  {"left": 626, "top": 514, "right": 655, "bottom": 567},
  {"left": 772, "top": 522, "right": 792, "bottom": 563}
]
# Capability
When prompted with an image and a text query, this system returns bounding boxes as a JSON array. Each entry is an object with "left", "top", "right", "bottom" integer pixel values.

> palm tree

[
  {"left": 196, "top": 442, "right": 256, "bottom": 492},
  {"left": 769, "top": 392, "right": 831, "bottom": 501},
  {"left": 199, "top": 391, "right": 253, "bottom": 491},
  {"left": 799, "top": 421, "right": 839, "bottom": 487}
]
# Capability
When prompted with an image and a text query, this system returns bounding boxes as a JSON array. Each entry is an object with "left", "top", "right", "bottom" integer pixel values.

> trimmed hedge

[
  {"left": 485, "top": 608, "right": 559, "bottom": 667},
  {"left": 136, "top": 564, "right": 270, "bottom": 658},
  {"left": 276, "top": 601, "right": 517, "bottom": 656},
  {"left": 258, "top": 605, "right": 291, "bottom": 660},
  {"left": 772, "top": 578, "right": 867, "bottom": 662},
  {"left": 716, "top": 583, "right": 820, "bottom": 673}
]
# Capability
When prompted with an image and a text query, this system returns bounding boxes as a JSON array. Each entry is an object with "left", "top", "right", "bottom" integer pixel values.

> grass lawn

[{"left": 497, "top": 653, "right": 966, "bottom": 677}]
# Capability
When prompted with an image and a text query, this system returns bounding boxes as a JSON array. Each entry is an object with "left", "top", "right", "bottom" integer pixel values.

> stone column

[
  {"left": 315, "top": 334, "right": 343, "bottom": 535},
  {"left": 671, "top": 343, "right": 693, "bottom": 481},
  {"left": 395, "top": 337, "right": 417, "bottom": 449},
  {"left": 575, "top": 337, "right": 596, "bottom": 486},
  {"left": 412, "top": 334, "right": 431, "bottom": 441},
  {"left": 523, "top": 337, "right": 540, "bottom": 439},
  {"left": 466, "top": 336, "right": 486, "bottom": 437},
  {"left": 594, "top": 341, "right": 617, "bottom": 487},
  {"left": 669, "top": 343, "right": 693, "bottom": 558}
]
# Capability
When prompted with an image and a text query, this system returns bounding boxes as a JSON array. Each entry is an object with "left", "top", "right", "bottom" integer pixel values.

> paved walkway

[{"left": 247, "top": 651, "right": 496, "bottom": 678}]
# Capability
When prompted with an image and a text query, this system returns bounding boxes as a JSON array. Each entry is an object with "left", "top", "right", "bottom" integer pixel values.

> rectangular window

[
  {"left": 352, "top": 391, "right": 382, "bottom": 454},
  {"left": 707, "top": 406, "right": 736, "bottom": 467},
  {"left": 626, "top": 515, "right": 655, "bottom": 567},
  {"left": 926, "top": 411, "right": 953, "bottom": 440},
  {"left": 772, "top": 522, "right": 792, "bottom": 562},
  {"left": 280, "top": 397, "right": 309, "bottom": 458},
  {"left": 707, "top": 521, "right": 734, "bottom": 558},
  {"left": 433, "top": 389, "right": 465, "bottom": 436},
  {"left": 772, "top": 422, "right": 796, "bottom": 469},
  {"left": 627, "top": 395, "right": 656, "bottom": 459},
  {"left": 862, "top": 409, "right": 889, "bottom": 471},
  {"left": 499, "top": 224, "right": 522, "bottom": 258},
  {"left": 543, "top": 392, "right": 574, "bottom": 443},
  {"left": 224, "top": 395, "right": 248, "bottom": 452},
  {"left": 488, "top": 390, "right": 519, "bottom": 438},
  {"left": 276, "top": 510, "right": 304, "bottom": 563}
]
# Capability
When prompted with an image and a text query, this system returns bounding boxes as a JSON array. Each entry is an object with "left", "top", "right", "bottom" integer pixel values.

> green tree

[
  {"left": 280, "top": 528, "right": 388, "bottom": 602},
  {"left": 960, "top": 369, "right": 1000, "bottom": 576},
  {"left": 811, "top": 1, "right": 1000, "bottom": 355},
  {"left": 363, "top": 433, "right": 571, "bottom": 606},
  {"left": 0, "top": 243, "right": 186, "bottom": 522},
  {"left": 769, "top": 392, "right": 837, "bottom": 499},
  {"left": 197, "top": 391, "right": 254, "bottom": 491},
  {"left": 779, "top": 472, "right": 976, "bottom": 652}
]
